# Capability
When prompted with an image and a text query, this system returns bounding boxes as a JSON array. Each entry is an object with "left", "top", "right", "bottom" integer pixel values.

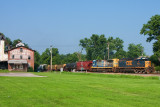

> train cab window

[{"left": 92, "top": 60, "right": 96, "bottom": 67}]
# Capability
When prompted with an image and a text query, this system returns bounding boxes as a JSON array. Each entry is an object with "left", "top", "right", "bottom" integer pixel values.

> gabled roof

[
  {"left": 0, "top": 35, "right": 5, "bottom": 40},
  {"left": 8, "top": 46, "right": 35, "bottom": 52},
  {"left": 16, "top": 42, "right": 25, "bottom": 47}
]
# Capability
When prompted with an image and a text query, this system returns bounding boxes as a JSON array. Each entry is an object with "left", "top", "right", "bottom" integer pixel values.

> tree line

[
  {"left": 0, "top": 14, "right": 160, "bottom": 71},
  {"left": 79, "top": 34, "right": 145, "bottom": 60}
]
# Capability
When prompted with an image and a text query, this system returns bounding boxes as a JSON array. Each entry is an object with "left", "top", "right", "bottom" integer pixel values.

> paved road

[{"left": 0, "top": 73, "right": 46, "bottom": 77}]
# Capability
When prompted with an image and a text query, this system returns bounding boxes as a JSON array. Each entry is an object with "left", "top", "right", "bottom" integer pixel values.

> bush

[
  {"left": 0, "top": 70, "right": 10, "bottom": 73},
  {"left": 27, "top": 67, "right": 34, "bottom": 72},
  {"left": 149, "top": 55, "right": 160, "bottom": 66},
  {"left": 34, "top": 62, "right": 40, "bottom": 72},
  {"left": 155, "top": 66, "right": 160, "bottom": 71}
]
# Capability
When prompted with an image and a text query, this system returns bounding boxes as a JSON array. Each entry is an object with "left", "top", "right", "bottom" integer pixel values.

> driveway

[{"left": 0, "top": 73, "right": 46, "bottom": 77}]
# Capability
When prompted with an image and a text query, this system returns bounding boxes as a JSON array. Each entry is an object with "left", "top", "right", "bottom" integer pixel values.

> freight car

[
  {"left": 55, "top": 64, "right": 66, "bottom": 71},
  {"left": 37, "top": 64, "right": 48, "bottom": 72},
  {"left": 76, "top": 61, "right": 93, "bottom": 71},
  {"left": 65, "top": 63, "right": 77, "bottom": 71},
  {"left": 47, "top": 64, "right": 66, "bottom": 71},
  {"left": 48, "top": 65, "right": 56, "bottom": 71}
]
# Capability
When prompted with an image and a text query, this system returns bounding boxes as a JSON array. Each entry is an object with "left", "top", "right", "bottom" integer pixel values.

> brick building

[{"left": 8, "top": 42, "right": 34, "bottom": 71}]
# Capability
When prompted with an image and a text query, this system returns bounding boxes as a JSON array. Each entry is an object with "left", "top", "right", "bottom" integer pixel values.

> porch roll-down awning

[{"left": 8, "top": 60, "right": 28, "bottom": 64}]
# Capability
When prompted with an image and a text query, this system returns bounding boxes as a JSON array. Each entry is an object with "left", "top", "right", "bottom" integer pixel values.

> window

[
  {"left": 20, "top": 55, "right": 23, "bottom": 59},
  {"left": 20, "top": 48, "right": 23, "bottom": 52},
  {"left": 12, "top": 55, "right": 14, "bottom": 59},
  {"left": 28, "top": 56, "right": 31, "bottom": 60},
  {"left": 20, "top": 65, "right": 23, "bottom": 69}
]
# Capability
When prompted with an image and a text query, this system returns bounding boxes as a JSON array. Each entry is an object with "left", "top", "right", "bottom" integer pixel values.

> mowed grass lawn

[{"left": 0, "top": 72, "right": 160, "bottom": 107}]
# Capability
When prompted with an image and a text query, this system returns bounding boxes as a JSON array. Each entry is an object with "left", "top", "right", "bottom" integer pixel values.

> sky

[{"left": 0, "top": 0, "right": 160, "bottom": 56}]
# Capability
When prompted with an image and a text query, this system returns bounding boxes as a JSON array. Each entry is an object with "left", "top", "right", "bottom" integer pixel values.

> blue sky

[{"left": 0, "top": 0, "right": 160, "bottom": 55}]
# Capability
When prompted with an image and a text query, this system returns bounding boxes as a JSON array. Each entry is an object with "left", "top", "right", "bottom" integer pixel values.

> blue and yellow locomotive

[{"left": 91, "top": 58, "right": 154, "bottom": 73}]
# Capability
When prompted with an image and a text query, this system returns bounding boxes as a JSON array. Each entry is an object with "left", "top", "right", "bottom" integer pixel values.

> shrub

[
  {"left": 34, "top": 62, "right": 40, "bottom": 72},
  {"left": 149, "top": 55, "right": 160, "bottom": 66},
  {"left": 27, "top": 67, "right": 34, "bottom": 72},
  {"left": 155, "top": 66, "right": 160, "bottom": 71}
]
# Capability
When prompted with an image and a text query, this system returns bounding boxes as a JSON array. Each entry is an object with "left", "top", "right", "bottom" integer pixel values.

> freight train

[{"left": 38, "top": 58, "right": 154, "bottom": 74}]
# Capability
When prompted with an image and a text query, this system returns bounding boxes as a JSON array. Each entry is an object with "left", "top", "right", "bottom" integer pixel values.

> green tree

[
  {"left": 140, "top": 14, "right": 160, "bottom": 62},
  {"left": 59, "top": 53, "right": 79, "bottom": 64},
  {"left": 80, "top": 34, "right": 107, "bottom": 60},
  {"left": 149, "top": 54, "right": 159, "bottom": 66},
  {"left": 41, "top": 48, "right": 59, "bottom": 65},
  {"left": 127, "top": 43, "right": 145, "bottom": 58},
  {"left": 12, "top": 39, "right": 29, "bottom": 48},
  {"left": 0, "top": 32, "right": 5, "bottom": 36},
  {"left": 80, "top": 34, "right": 124, "bottom": 60},
  {"left": 34, "top": 51, "right": 41, "bottom": 72},
  {"left": 0, "top": 32, "right": 12, "bottom": 50},
  {"left": 5, "top": 37, "right": 12, "bottom": 49},
  {"left": 114, "top": 49, "right": 127, "bottom": 59},
  {"left": 12, "top": 39, "right": 22, "bottom": 47},
  {"left": 106, "top": 37, "right": 124, "bottom": 58},
  {"left": 75, "top": 51, "right": 86, "bottom": 61}
]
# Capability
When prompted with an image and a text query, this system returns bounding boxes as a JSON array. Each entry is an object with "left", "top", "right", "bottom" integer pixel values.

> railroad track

[{"left": 87, "top": 71, "right": 160, "bottom": 77}]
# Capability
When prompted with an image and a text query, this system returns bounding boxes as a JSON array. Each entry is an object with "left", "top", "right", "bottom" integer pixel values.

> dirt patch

[
  {"left": 86, "top": 72, "right": 160, "bottom": 77},
  {"left": 102, "top": 73, "right": 160, "bottom": 77},
  {"left": 0, "top": 73, "right": 46, "bottom": 77}
]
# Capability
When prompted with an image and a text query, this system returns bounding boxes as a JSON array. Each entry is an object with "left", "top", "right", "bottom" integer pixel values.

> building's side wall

[
  {"left": 0, "top": 40, "right": 8, "bottom": 61},
  {"left": 8, "top": 47, "right": 34, "bottom": 71},
  {"left": 8, "top": 51, "right": 11, "bottom": 71}
]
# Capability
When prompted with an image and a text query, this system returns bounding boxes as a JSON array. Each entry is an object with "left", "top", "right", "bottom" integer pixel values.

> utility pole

[
  {"left": 80, "top": 48, "right": 83, "bottom": 72},
  {"left": 107, "top": 43, "right": 109, "bottom": 59},
  {"left": 142, "top": 49, "right": 144, "bottom": 57},
  {"left": 80, "top": 48, "right": 83, "bottom": 61},
  {"left": 50, "top": 45, "right": 52, "bottom": 71}
]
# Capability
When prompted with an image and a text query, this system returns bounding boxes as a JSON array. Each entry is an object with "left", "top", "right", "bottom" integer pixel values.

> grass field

[{"left": 0, "top": 72, "right": 160, "bottom": 107}]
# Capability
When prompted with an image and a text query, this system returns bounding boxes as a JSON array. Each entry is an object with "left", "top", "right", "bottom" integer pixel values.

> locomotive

[
  {"left": 91, "top": 59, "right": 119, "bottom": 72},
  {"left": 91, "top": 58, "right": 154, "bottom": 73}
]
